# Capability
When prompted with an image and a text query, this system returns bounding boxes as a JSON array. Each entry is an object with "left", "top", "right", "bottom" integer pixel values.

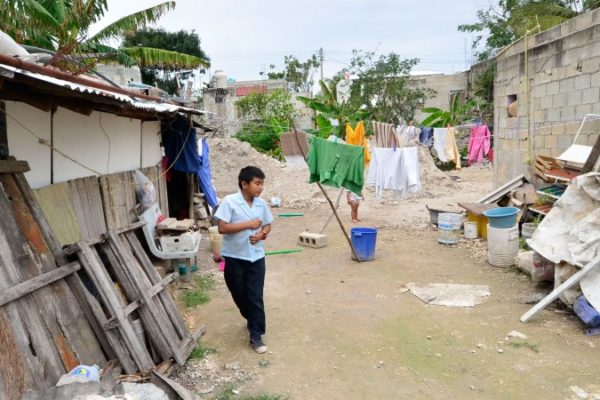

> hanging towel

[
  {"left": 419, "top": 127, "right": 434, "bottom": 146},
  {"left": 372, "top": 121, "right": 397, "bottom": 148},
  {"left": 307, "top": 136, "right": 365, "bottom": 194},
  {"left": 444, "top": 127, "right": 462, "bottom": 170},
  {"left": 468, "top": 125, "right": 491, "bottom": 165},
  {"left": 366, "top": 147, "right": 421, "bottom": 198},
  {"left": 433, "top": 128, "right": 449, "bottom": 162},
  {"left": 345, "top": 121, "right": 371, "bottom": 164}
]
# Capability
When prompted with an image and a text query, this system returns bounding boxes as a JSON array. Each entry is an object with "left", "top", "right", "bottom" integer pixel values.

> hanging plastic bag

[{"left": 134, "top": 169, "right": 157, "bottom": 211}]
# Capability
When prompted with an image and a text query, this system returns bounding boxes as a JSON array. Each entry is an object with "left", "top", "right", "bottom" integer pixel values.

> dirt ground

[{"left": 176, "top": 165, "right": 600, "bottom": 400}]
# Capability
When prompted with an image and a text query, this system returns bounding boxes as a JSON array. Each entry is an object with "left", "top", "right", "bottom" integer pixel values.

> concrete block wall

[{"left": 494, "top": 8, "right": 600, "bottom": 185}]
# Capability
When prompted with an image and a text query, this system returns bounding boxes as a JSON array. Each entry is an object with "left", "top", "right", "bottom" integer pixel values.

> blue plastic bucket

[
  {"left": 483, "top": 207, "right": 520, "bottom": 229},
  {"left": 351, "top": 227, "right": 377, "bottom": 261}
]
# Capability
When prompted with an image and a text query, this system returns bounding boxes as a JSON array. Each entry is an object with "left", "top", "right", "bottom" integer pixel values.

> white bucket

[
  {"left": 521, "top": 222, "right": 536, "bottom": 239},
  {"left": 438, "top": 213, "right": 462, "bottom": 245},
  {"left": 208, "top": 226, "right": 222, "bottom": 255},
  {"left": 487, "top": 224, "right": 519, "bottom": 267},
  {"left": 464, "top": 221, "right": 478, "bottom": 239}
]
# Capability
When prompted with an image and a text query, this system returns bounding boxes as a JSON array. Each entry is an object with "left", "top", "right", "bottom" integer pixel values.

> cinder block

[{"left": 298, "top": 232, "right": 328, "bottom": 248}]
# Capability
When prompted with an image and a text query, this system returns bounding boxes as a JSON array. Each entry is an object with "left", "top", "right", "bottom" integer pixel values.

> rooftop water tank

[{"left": 213, "top": 70, "right": 227, "bottom": 89}]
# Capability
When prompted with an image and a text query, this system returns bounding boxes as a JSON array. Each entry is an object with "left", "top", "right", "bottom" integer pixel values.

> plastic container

[
  {"left": 438, "top": 213, "right": 462, "bottom": 244},
  {"left": 487, "top": 224, "right": 519, "bottom": 267},
  {"left": 178, "top": 262, "right": 198, "bottom": 275},
  {"left": 68, "top": 365, "right": 100, "bottom": 382},
  {"left": 351, "top": 227, "right": 377, "bottom": 261},
  {"left": 467, "top": 212, "right": 488, "bottom": 239},
  {"left": 464, "top": 221, "right": 478, "bottom": 239},
  {"left": 208, "top": 226, "right": 223, "bottom": 255},
  {"left": 483, "top": 207, "right": 520, "bottom": 229}
]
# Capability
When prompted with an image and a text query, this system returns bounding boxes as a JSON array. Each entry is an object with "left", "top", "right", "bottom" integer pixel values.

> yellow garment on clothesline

[
  {"left": 345, "top": 121, "right": 371, "bottom": 164},
  {"left": 445, "top": 126, "right": 462, "bottom": 170}
]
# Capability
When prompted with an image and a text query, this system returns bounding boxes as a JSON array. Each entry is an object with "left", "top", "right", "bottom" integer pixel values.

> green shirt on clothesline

[{"left": 307, "top": 136, "right": 364, "bottom": 194}]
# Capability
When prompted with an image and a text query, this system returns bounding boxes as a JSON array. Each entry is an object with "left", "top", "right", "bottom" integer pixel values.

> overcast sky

[{"left": 93, "top": 0, "right": 491, "bottom": 83}]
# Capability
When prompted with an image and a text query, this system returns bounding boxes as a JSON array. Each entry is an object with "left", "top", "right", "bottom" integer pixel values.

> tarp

[
  {"left": 163, "top": 116, "right": 218, "bottom": 208},
  {"left": 527, "top": 172, "right": 600, "bottom": 267}
]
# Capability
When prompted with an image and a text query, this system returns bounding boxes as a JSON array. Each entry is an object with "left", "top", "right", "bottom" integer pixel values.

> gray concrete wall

[
  {"left": 409, "top": 72, "right": 469, "bottom": 123},
  {"left": 494, "top": 8, "right": 600, "bottom": 185}
]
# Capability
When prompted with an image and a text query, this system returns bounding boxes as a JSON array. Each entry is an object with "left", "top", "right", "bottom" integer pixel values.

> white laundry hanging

[
  {"left": 366, "top": 147, "right": 421, "bottom": 199},
  {"left": 433, "top": 128, "right": 449, "bottom": 162}
]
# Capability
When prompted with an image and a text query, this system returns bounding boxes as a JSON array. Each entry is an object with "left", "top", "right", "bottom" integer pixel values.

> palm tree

[
  {"left": 0, "top": 0, "right": 209, "bottom": 72},
  {"left": 508, "top": 0, "right": 600, "bottom": 37}
]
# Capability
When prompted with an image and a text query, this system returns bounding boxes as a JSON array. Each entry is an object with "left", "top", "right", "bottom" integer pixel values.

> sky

[{"left": 92, "top": 0, "right": 491, "bottom": 85}]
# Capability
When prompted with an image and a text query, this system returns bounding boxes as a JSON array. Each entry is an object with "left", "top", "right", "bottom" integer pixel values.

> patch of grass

[
  {"left": 181, "top": 274, "right": 216, "bottom": 308},
  {"left": 508, "top": 341, "right": 539, "bottom": 353},
  {"left": 257, "top": 359, "right": 270, "bottom": 368},
  {"left": 215, "top": 386, "right": 286, "bottom": 400},
  {"left": 187, "top": 342, "right": 217, "bottom": 360}
]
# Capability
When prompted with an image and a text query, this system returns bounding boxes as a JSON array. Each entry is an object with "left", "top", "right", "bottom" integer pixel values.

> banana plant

[
  {"left": 420, "top": 95, "right": 479, "bottom": 128},
  {"left": 0, "top": 0, "right": 209, "bottom": 71}
]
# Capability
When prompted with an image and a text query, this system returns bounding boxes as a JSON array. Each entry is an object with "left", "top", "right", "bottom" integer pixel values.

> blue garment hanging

[
  {"left": 163, "top": 116, "right": 218, "bottom": 208},
  {"left": 419, "top": 127, "right": 434, "bottom": 146}
]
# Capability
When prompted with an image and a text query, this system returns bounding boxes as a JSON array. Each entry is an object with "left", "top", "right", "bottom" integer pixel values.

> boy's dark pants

[{"left": 223, "top": 256, "right": 266, "bottom": 340}]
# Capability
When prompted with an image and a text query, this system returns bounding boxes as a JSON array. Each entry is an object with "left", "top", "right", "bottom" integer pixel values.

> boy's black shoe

[{"left": 250, "top": 337, "right": 267, "bottom": 354}]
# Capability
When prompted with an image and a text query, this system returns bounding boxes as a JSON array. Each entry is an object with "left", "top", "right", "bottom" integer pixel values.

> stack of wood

[
  {"left": 534, "top": 155, "right": 563, "bottom": 182},
  {"left": 0, "top": 159, "right": 204, "bottom": 400}
]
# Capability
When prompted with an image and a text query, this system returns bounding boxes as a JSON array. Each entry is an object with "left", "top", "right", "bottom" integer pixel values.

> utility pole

[{"left": 319, "top": 48, "right": 324, "bottom": 81}]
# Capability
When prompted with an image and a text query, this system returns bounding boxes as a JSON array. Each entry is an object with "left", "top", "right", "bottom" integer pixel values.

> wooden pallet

[{"left": 70, "top": 227, "right": 205, "bottom": 373}]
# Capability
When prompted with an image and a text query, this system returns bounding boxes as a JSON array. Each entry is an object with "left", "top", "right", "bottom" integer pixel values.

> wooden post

[
  {"left": 292, "top": 129, "right": 361, "bottom": 262},
  {"left": 582, "top": 133, "right": 600, "bottom": 173}
]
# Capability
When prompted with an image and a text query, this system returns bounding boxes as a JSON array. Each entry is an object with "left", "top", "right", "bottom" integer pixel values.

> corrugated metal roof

[{"left": 0, "top": 63, "right": 205, "bottom": 115}]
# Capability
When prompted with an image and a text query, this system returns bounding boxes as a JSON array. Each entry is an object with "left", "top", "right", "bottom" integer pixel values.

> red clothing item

[{"left": 468, "top": 125, "right": 491, "bottom": 165}]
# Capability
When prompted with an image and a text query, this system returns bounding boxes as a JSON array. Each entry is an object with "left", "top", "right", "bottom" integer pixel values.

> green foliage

[
  {"left": 345, "top": 50, "right": 434, "bottom": 124},
  {"left": 188, "top": 342, "right": 217, "bottom": 360},
  {"left": 421, "top": 95, "right": 480, "bottom": 127},
  {"left": 507, "top": 340, "right": 540, "bottom": 353},
  {"left": 298, "top": 79, "right": 370, "bottom": 138},
  {"left": 472, "top": 63, "right": 495, "bottom": 123},
  {"left": 267, "top": 54, "right": 320, "bottom": 93},
  {"left": 0, "top": 0, "right": 209, "bottom": 73},
  {"left": 234, "top": 90, "right": 295, "bottom": 160},
  {"left": 181, "top": 274, "right": 215, "bottom": 308},
  {"left": 236, "top": 90, "right": 296, "bottom": 123},
  {"left": 459, "top": 1, "right": 600, "bottom": 61},
  {"left": 122, "top": 28, "right": 210, "bottom": 94}
]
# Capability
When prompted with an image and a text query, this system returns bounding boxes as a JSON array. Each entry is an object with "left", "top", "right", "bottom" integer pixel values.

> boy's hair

[{"left": 238, "top": 166, "right": 265, "bottom": 189}]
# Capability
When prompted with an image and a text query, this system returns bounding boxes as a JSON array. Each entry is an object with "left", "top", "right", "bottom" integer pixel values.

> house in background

[
  {"left": 409, "top": 71, "right": 469, "bottom": 123},
  {"left": 202, "top": 70, "right": 314, "bottom": 137}
]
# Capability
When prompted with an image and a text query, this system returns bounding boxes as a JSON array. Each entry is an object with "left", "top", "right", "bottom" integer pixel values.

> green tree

[
  {"left": 0, "top": 0, "right": 209, "bottom": 72},
  {"left": 345, "top": 50, "right": 434, "bottom": 124},
  {"left": 266, "top": 55, "right": 320, "bottom": 93},
  {"left": 420, "top": 95, "right": 480, "bottom": 128},
  {"left": 460, "top": 0, "right": 600, "bottom": 61},
  {"left": 234, "top": 90, "right": 297, "bottom": 159},
  {"left": 122, "top": 28, "right": 210, "bottom": 94}
]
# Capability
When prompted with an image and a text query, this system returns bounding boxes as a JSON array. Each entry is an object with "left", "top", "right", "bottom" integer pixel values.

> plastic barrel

[
  {"left": 438, "top": 213, "right": 462, "bottom": 244},
  {"left": 487, "top": 224, "right": 519, "bottom": 267},
  {"left": 351, "top": 227, "right": 378, "bottom": 261},
  {"left": 483, "top": 207, "right": 519, "bottom": 229}
]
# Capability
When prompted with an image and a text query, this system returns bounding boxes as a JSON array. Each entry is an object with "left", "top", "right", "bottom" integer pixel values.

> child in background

[
  {"left": 214, "top": 166, "right": 273, "bottom": 354},
  {"left": 347, "top": 190, "right": 362, "bottom": 223}
]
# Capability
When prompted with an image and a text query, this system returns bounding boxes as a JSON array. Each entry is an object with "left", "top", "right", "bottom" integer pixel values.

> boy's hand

[
  {"left": 249, "top": 233, "right": 263, "bottom": 245},
  {"left": 247, "top": 219, "right": 262, "bottom": 230}
]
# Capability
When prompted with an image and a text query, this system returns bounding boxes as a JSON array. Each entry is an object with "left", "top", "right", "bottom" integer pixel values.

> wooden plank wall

[
  {"left": 33, "top": 164, "right": 168, "bottom": 246},
  {"left": 0, "top": 171, "right": 106, "bottom": 399}
]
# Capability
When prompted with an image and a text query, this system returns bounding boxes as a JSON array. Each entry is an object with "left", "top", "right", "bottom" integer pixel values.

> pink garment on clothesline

[{"left": 467, "top": 125, "right": 491, "bottom": 165}]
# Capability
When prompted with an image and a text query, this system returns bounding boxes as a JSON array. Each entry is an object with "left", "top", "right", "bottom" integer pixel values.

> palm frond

[
  {"left": 120, "top": 46, "right": 210, "bottom": 69},
  {"left": 89, "top": 1, "right": 175, "bottom": 43}
]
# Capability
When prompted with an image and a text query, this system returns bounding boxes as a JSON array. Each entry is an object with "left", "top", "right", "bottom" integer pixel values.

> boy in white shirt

[{"left": 214, "top": 166, "right": 273, "bottom": 353}]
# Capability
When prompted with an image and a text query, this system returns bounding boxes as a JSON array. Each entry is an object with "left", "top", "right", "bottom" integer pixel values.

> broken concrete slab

[{"left": 406, "top": 283, "right": 490, "bottom": 307}]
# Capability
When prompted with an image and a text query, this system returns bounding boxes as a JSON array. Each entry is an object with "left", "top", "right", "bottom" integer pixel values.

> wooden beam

[
  {"left": 0, "top": 159, "right": 29, "bottom": 174},
  {"left": 0, "top": 262, "right": 80, "bottom": 307},
  {"left": 0, "top": 101, "right": 7, "bottom": 160},
  {"left": 582, "top": 133, "right": 600, "bottom": 173}
]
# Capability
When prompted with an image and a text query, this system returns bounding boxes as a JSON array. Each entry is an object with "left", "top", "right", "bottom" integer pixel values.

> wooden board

[
  {"left": 68, "top": 176, "right": 107, "bottom": 242},
  {"left": 457, "top": 202, "right": 497, "bottom": 216},
  {"left": 33, "top": 182, "right": 82, "bottom": 246},
  {"left": 0, "top": 160, "right": 30, "bottom": 174},
  {"left": 99, "top": 171, "right": 138, "bottom": 231}
]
